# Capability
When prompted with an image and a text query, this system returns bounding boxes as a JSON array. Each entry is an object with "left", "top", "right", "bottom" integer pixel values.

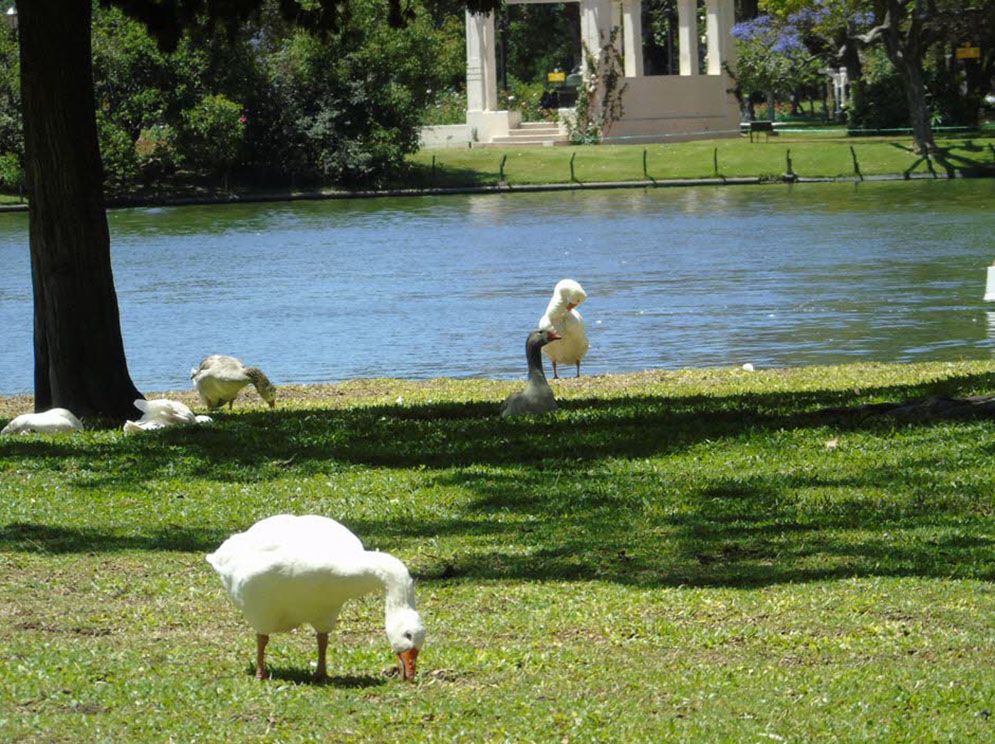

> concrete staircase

[{"left": 483, "top": 121, "right": 569, "bottom": 148}]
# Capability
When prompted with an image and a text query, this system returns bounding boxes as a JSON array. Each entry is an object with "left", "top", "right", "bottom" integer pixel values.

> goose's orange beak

[
  {"left": 397, "top": 648, "right": 418, "bottom": 681},
  {"left": 547, "top": 330, "right": 562, "bottom": 340},
  {"left": 566, "top": 303, "right": 577, "bottom": 311}
]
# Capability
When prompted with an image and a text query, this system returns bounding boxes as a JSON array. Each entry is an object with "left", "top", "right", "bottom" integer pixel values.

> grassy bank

[
  {"left": 2, "top": 362, "right": 995, "bottom": 742},
  {"left": 406, "top": 131, "right": 995, "bottom": 188}
]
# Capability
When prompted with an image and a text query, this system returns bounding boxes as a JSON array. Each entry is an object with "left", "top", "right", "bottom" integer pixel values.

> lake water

[{"left": 1, "top": 179, "right": 994, "bottom": 395}]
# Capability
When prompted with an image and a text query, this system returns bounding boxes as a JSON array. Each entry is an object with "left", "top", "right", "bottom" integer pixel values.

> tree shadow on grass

[
  {"left": 2, "top": 370, "right": 995, "bottom": 588},
  {"left": 392, "top": 463, "right": 995, "bottom": 589},
  {"left": 2, "top": 370, "right": 992, "bottom": 488},
  {"left": 887, "top": 140, "right": 995, "bottom": 178},
  {"left": 0, "top": 522, "right": 226, "bottom": 553}
]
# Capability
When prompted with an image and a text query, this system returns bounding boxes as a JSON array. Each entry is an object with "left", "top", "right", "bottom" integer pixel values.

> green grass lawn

[
  {"left": 405, "top": 131, "right": 995, "bottom": 188},
  {"left": 2, "top": 362, "right": 995, "bottom": 742}
]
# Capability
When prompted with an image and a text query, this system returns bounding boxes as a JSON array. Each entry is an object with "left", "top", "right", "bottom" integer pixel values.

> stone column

[
  {"left": 465, "top": 10, "right": 498, "bottom": 112},
  {"left": 677, "top": 0, "right": 698, "bottom": 76},
  {"left": 621, "top": 0, "right": 644, "bottom": 78},
  {"left": 580, "top": 0, "right": 613, "bottom": 76},
  {"left": 705, "top": 0, "right": 734, "bottom": 76}
]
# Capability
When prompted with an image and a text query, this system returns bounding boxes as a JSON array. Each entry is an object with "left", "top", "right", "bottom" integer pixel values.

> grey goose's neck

[{"left": 526, "top": 339, "right": 548, "bottom": 385}]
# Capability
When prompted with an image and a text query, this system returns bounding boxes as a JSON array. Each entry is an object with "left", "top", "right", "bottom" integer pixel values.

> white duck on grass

[
  {"left": 206, "top": 514, "right": 425, "bottom": 682},
  {"left": 539, "top": 279, "right": 589, "bottom": 379},
  {"left": 1, "top": 408, "right": 83, "bottom": 435},
  {"left": 191, "top": 355, "right": 277, "bottom": 410},
  {"left": 123, "top": 398, "right": 211, "bottom": 434}
]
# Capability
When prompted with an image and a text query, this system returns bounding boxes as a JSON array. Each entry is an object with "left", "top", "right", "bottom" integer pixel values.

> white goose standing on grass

[
  {"left": 206, "top": 514, "right": 425, "bottom": 682},
  {"left": 539, "top": 279, "right": 589, "bottom": 379},
  {"left": 1, "top": 408, "right": 83, "bottom": 435},
  {"left": 191, "top": 355, "right": 277, "bottom": 410}
]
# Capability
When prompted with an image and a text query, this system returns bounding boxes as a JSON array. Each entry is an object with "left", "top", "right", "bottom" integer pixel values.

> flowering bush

[{"left": 134, "top": 124, "right": 180, "bottom": 182}]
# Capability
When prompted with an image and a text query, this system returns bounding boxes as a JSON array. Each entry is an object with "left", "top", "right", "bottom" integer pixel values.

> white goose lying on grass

[
  {"left": 539, "top": 279, "right": 589, "bottom": 379},
  {"left": 1, "top": 408, "right": 83, "bottom": 435},
  {"left": 191, "top": 355, "right": 277, "bottom": 410},
  {"left": 123, "top": 399, "right": 211, "bottom": 435},
  {"left": 206, "top": 514, "right": 425, "bottom": 682}
]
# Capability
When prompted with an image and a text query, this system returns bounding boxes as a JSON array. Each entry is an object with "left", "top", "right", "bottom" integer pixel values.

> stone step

[
  {"left": 520, "top": 121, "right": 564, "bottom": 131},
  {"left": 486, "top": 135, "right": 570, "bottom": 147},
  {"left": 505, "top": 129, "right": 562, "bottom": 138}
]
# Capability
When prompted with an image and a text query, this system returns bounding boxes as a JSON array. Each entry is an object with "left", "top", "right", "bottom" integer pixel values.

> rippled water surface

[{"left": 2, "top": 179, "right": 994, "bottom": 395}]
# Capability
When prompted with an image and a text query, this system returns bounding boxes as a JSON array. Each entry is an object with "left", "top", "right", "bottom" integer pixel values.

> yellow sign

[
  {"left": 547, "top": 71, "right": 566, "bottom": 82},
  {"left": 956, "top": 45, "right": 981, "bottom": 59}
]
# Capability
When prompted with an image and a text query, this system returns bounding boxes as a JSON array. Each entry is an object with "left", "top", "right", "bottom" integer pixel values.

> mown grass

[
  {"left": 2, "top": 362, "right": 995, "bottom": 742},
  {"left": 405, "top": 131, "right": 995, "bottom": 187}
]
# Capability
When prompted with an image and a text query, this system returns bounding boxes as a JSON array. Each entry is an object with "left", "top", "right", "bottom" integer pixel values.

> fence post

[
  {"left": 849, "top": 146, "right": 863, "bottom": 181},
  {"left": 643, "top": 149, "right": 648, "bottom": 179},
  {"left": 499, "top": 154, "right": 507, "bottom": 182},
  {"left": 713, "top": 148, "right": 719, "bottom": 177},
  {"left": 431, "top": 155, "right": 436, "bottom": 186},
  {"left": 570, "top": 152, "right": 577, "bottom": 183}
]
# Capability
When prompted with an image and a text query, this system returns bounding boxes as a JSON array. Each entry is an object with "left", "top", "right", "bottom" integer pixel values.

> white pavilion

[{"left": 421, "top": 0, "right": 739, "bottom": 148}]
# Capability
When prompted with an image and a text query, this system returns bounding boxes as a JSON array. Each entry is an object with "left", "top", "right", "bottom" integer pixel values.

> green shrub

[
  {"left": 421, "top": 88, "right": 467, "bottom": 126},
  {"left": 97, "top": 113, "right": 140, "bottom": 191},
  {"left": 181, "top": 94, "right": 245, "bottom": 176},
  {"left": 0, "top": 152, "right": 23, "bottom": 193},
  {"left": 848, "top": 51, "right": 909, "bottom": 131},
  {"left": 502, "top": 77, "right": 555, "bottom": 123}
]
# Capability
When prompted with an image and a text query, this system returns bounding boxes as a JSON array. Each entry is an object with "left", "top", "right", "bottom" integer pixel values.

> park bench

[{"left": 743, "top": 120, "right": 779, "bottom": 142}]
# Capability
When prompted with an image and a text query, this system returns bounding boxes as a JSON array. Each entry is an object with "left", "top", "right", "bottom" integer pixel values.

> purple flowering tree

[
  {"left": 729, "top": 14, "right": 820, "bottom": 121},
  {"left": 769, "top": 0, "right": 995, "bottom": 154}
]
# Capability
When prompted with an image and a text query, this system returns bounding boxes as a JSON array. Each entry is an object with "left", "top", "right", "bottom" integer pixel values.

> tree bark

[
  {"left": 18, "top": 0, "right": 141, "bottom": 419},
  {"left": 901, "top": 60, "right": 935, "bottom": 155},
  {"left": 868, "top": 0, "right": 937, "bottom": 154}
]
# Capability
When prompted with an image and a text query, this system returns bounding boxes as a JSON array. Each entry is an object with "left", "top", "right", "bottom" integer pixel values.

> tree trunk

[
  {"left": 18, "top": 0, "right": 141, "bottom": 419},
  {"left": 900, "top": 61, "right": 936, "bottom": 154},
  {"left": 870, "top": 0, "right": 936, "bottom": 155}
]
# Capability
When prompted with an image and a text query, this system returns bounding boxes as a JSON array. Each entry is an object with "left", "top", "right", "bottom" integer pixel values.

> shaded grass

[
  {"left": 404, "top": 132, "right": 995, "bottom": 187},
  {"left": 2, "top": 362, "right": 995, "bottom": 742}
]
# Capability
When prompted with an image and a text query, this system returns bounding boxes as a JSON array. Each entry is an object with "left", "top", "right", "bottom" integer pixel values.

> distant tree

[
  {"left": 730, "top": 13, "right": 822, "bottom": 120},
  {"left": 764, "top": 0, "right": 995, "bottom": 154}
]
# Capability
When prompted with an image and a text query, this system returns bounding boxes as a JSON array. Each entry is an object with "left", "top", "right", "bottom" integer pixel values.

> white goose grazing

[
  {"left": 1, "top": 408, "right": 83, "bottom": 435},
  {"left": 500, "top": 328, "right": 561, "bottom": 418},
  {"left": 191, "top": 355, "right": 277, "bottom": 410},
  {"left": 206, "top": 514, "right": 425, "bottom": 682},
  {"left": 538, "top": 279, "right": 589, "bottom": 379}
]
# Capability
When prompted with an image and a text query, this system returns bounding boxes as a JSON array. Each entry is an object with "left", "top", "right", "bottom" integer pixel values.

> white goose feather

[
  {"left": 206, "top": 514, "right": 425, "bottom": 681},
  {"left": 1, "top": 408, "right": 83, "bottom": 435},
  {"left": 538, "top": 279, "right": 589, "bottom": 378}
]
